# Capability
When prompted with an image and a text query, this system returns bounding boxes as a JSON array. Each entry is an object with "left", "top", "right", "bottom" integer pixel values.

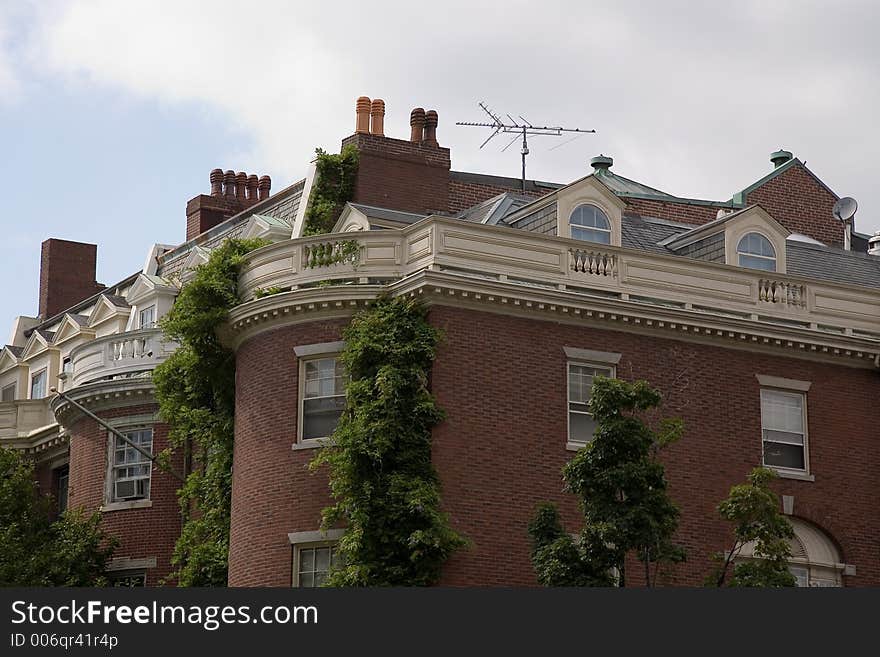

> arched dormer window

[
  {"left": 737, "top": 232, "right": 776, "bottom": 272},
  {"left": 569, "top": 204, "right": 611, "bottom": 244}
]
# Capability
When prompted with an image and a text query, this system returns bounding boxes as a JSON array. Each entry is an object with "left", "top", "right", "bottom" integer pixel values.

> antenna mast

[{"left": 456, "top": 102, "right": 595, "bottom": 191}]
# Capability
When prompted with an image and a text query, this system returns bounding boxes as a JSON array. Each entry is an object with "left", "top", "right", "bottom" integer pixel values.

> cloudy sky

[{"left": 1, "top": 0, "right": 878, "bottom": 337}]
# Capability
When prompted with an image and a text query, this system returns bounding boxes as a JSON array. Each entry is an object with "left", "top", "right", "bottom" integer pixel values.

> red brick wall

[
  {"left": 624, "top": 198, "right": 723, "bottom": 225},
  {"left": 746, "top": 163, "right": 841, "bottom": 246},
  {"left": 448, "top": 181, "right": 547, "bottom": 215},
  {"left": 39, "top": 239, "right": 105, "bottom": 320},
  {"left": 229, "top": 319, "right": 350, "bottom": 586},
  {"left": 185, "top": 194, "right": 255, "bottom": 242},
  {"left": 67, "top": 404, "right": 182, "bottom": 586},
  {"left": 342, "top": 133, "right": 451, "bottom": 215},
  {"left": 229, "top": 307, "right": 879, "bottom": 587}
]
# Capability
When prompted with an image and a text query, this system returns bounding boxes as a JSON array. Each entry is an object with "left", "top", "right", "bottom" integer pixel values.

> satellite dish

[{"left": 833, "top": 197, "right": 858, "bottom": 223}]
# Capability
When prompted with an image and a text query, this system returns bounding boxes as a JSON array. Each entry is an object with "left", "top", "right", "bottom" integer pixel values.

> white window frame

[
  {"left": 737, "top": 231, "right": 777, "bottom": 272},
  {"left": 138, "top": 305, "right": 157, "bottom": 330},
  {"left": 1, "top": 382, "right": 15, "bottom": 402},
  {"left": 759, "top": 387, "right": 810, "bottom": 478},
  {"left": 294, "top": 342, "right": 346, "bottom": 450},
  {"left": 288, "top": 529, "right": 345, "bottom": 588},
  {"left": 30, "top": 369, "right": 47, "bottom": 399},
  {"left": 569, "top": 203, "right": 612, "bottom": 244},
  {"left": 566, "top": 360, "right": 616, "bottom": 451},
  {"left": 109, "top": 427, "right": 154, "bottom": 504}
]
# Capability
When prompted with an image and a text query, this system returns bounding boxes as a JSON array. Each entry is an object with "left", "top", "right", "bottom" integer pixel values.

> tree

[
  {"left": 708, "top": 467, "right": 796, "bottom": 587},
  {"left": 310, "top": 295, "right": 466, "bottom": 585},
  {"left": 529, "top": 377, "right": 684, "bottom": 587},
  {"left": 0, "top": 447, "right": 116, "bottom": 586},
  {"left": 153, "top": 237, "right": 267, "bottom": 586}
]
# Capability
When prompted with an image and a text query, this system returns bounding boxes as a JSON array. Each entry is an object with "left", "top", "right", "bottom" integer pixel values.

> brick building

[{"left": 2, "top": 96, "right": 878, "bottom": 587}]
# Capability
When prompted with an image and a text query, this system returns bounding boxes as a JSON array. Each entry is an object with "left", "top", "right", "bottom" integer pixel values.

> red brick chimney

[
  {"left": 341, "top": 98, "right": 451, "bottom": 215},
  {"left": 185, "top": 168, "right": 271, "bottom": 241},
  {"left": 39, "top": 239, "right": 105, "bottom": 319}
]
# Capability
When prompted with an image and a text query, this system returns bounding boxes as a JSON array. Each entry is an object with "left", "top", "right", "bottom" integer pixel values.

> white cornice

[{"left": 226, "top": 270, "right": 880, "bottom": 368}]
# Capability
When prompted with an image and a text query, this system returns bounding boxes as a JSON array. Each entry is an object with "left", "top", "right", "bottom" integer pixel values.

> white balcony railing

[
  {"left": 68, "top": 328, "right": 177, "bottom": 388},
  {"left": 236, "top": 217, "right": 880, "bottom": 340}
]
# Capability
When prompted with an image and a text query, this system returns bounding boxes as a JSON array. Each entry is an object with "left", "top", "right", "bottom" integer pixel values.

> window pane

[
  {"left": 789, "top": 566, "right": 809, "bottom": 588},
  {"left": 761, "top": 391, "right": 804, "bottom": 433},
  {"left": 569, "top": 412, "right": 598, "bottom": 444},
  {"left": 299, "top": 572, "right": 314, "bottom": 588},
  {"left": 303, "top": 396, "right": 345, "bottom": 440},
  {"left": 315, "top": 547, "right": 330, "bottom": 572},
  {"left": 763, "top": 429, "right": 803, "bottom": 446},
  {"left": 300, "top": 548, "right": 314, "bottom": 572},
  {"left": 571, "top": 226, "right": 611, "bottom": 244},
  {"left": 570, "top": 205, "right": 610, "bottom": 229},
  {"left": 738, "top": 254, "right": 776, "bottom": 271},
  {"left": 1, "top": 384, "right": 14, "bottom": 402},
  {"left": 763, "top": 441, "right": 805, "bottom": 469}
]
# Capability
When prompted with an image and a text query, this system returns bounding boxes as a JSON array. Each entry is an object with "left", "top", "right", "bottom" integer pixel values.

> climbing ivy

[
  {"left": 303, "top": 145, "right": 359, "bottom": 236},
  {"left": 310, "top": 295, "right": 466, "bottom": 585},
  {"left": 153, "top": 237, "right": 267, "bottom": 586}
]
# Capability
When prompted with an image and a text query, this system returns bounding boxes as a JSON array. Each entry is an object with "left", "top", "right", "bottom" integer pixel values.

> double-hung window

[
  {"left": 139, "top": 305, "right": 156, "bottom": 329},
  {"left": 567, "top": 362, "right": 615, "bottom": 449},
  {"left": 299, "top": 356, "right": 346, "bottom": 443},
  {"left": 294, "top": 543, "right": 341, "bottom": 587},
  {"left": 112, "top": 428, "right": 153, "bottom": 501},
  {"left": 30, "top": 369, "right": 47, "bottom": 399},
  {"left": 760, "top": 389, "right": 807, "bottom": 473}
]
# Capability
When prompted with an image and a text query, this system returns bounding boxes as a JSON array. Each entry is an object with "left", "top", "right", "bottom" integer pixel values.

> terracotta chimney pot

[
  {"left": 423, "top": 110, "right": 439, "bottom": 147},
  {"left": 247, "top": 174, "right": 259, "bottom": 200},
  {"left": 223, "top": 170, "right": 236, "bottom": 196},
  {"left": 258, "top": 175, "right": 272, "bottom": 200},
  {"left": 356, "top": 96, "right": 371, "bottom": 133},
  {"left": 370, "top": 99, "right": 385, "bottom": 136},
  {"left": 410, "top": 107, "right": 426, "bottom": 143},
  {"left": 210, "top": 169, "right": 223, "bottom": 196},
  {"left": 235, "top": 172, "right": 248, "bottom": 199}
]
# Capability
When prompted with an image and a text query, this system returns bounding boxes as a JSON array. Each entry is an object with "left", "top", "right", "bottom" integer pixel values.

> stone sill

[
  {"left": 773, "top": 469, "right": 815, "bottom": 482},
  {"left": 101, "top": 499, "right": 153, "bottom": 513}
]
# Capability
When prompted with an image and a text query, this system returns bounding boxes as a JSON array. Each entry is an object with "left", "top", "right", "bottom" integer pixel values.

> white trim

[
  {"left": 563, "top": 347, "right": 622, "bottom": 364},
  {"left": 566, "top": 360, "right": 616, "bottom": 450},
  {"left": 101, "top": 499, "right": 153, "bottom": 513},
  {"left": 288, "top": 529, "right": 345, "bottom": 544},
  {"left": 760, "top": 388, "right": 810, "bottom": 477},
  {"left": 755, "top": 374, "right": 811, "bottom": 391},
  {"left": 108, "top": 556, "right": 157, "bottom": 571},
  {"left": 294, "top": 341, "right": 346, "bottom": 358}
]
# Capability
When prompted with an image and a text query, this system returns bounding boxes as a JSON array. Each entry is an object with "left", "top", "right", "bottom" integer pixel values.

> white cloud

[{"left": 23, "top": 0, "right": 880, "bottom": 233}]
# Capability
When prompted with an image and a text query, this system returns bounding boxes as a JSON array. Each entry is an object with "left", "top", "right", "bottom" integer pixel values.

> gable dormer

[
  {"left": 507, "top": 168, "right": 627, "bottom": 247},
  {"left": 180, "top": 246, "right": 211, "bottom": 284},
  {"left": 53, "top": 314, "right": 94, "bottom": 346},
  {"left": 124, "top": 274, "right": 179, "bottom": 331},
  {"left": 20, "top": 329, "right": 55, "bottom": 361},
  {"left": 87, "top": 295, "right": 130, "bottom": 336},
  {"left": 242, "top": 214, "right": 293, "bottom": 241},
  {"left": 663, "top": 205, "right": 789, "bottom": 273}
]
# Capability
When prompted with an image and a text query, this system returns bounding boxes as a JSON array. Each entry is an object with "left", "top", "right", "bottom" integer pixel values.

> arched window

[
  {"left": 569, "top": 204, "right": 611, "bottom": 244},
  {"left": 740, "top": 518, "right": 843, "bottom": 587},
  {"left": 737, "top": 232, "right": 776, "bottom": 271}
]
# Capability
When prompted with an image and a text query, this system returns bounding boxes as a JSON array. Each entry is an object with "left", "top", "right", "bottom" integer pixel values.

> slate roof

[
  {"left": 68, "top": 314, "right": 89, "bottom": 326},
  {"left": 458, "top": 193, "right": 535, "bottom": 226},
  {"left": 6, "top": 345, "right": 23, "bottom": 357},
  {"left": 621, "top": 214, "right": 690, "bottom": 254},
  {"left": 103, "top": 294, "right": 130, "bottom": 308},
  {"left": 787, "top": 241, "right": 880, "bottom": 288},
  {"left": 349, "top": 203, "right": 426, "bottom": 226}
]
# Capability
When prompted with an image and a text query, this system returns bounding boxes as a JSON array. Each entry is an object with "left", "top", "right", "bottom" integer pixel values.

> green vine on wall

[
  {"left": 303, "top": 145, "right": 359, "bottom": 236},
  {"left": 310, "top": 295, "right": 466, "bottom": 585},
  {"left": 153, "top": 238, "right": 267, "bottom": 586}
]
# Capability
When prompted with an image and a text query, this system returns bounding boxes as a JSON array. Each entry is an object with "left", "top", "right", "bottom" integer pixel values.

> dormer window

[
  {"left": 569, "top": 204, "right": 611, "bottom": 244},
  {"left": 737, "top": 232, "right": 776, "bottom": 272}
]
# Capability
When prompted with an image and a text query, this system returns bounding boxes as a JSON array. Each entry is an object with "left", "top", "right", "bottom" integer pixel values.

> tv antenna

[{"left": 456, "top": 101, "right": 595, "bottom": 191}]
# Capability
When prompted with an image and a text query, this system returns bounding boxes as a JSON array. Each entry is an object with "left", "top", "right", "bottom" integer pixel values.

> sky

[{"left": 1, "top": 0, "right": 879, "bottom": 338}]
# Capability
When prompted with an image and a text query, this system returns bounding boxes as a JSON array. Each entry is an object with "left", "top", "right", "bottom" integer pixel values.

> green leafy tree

[
  {"left": 0, "top": 447, "right": 116, "bottom": 586},
  {"left": 303, "top": 145, "right": 359, "bottom": 236},
  {"left": 708, "top": 467, "right": 796, "bottom": 587},
  {"left": 529, "top": 377, "right": 684, "bottom": 587},
  {"left": 310, "top": 295, "right": 466, "bottom": 585},
  {"left": 153, "top": 237, "right": 267, "bottom": 586}
]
